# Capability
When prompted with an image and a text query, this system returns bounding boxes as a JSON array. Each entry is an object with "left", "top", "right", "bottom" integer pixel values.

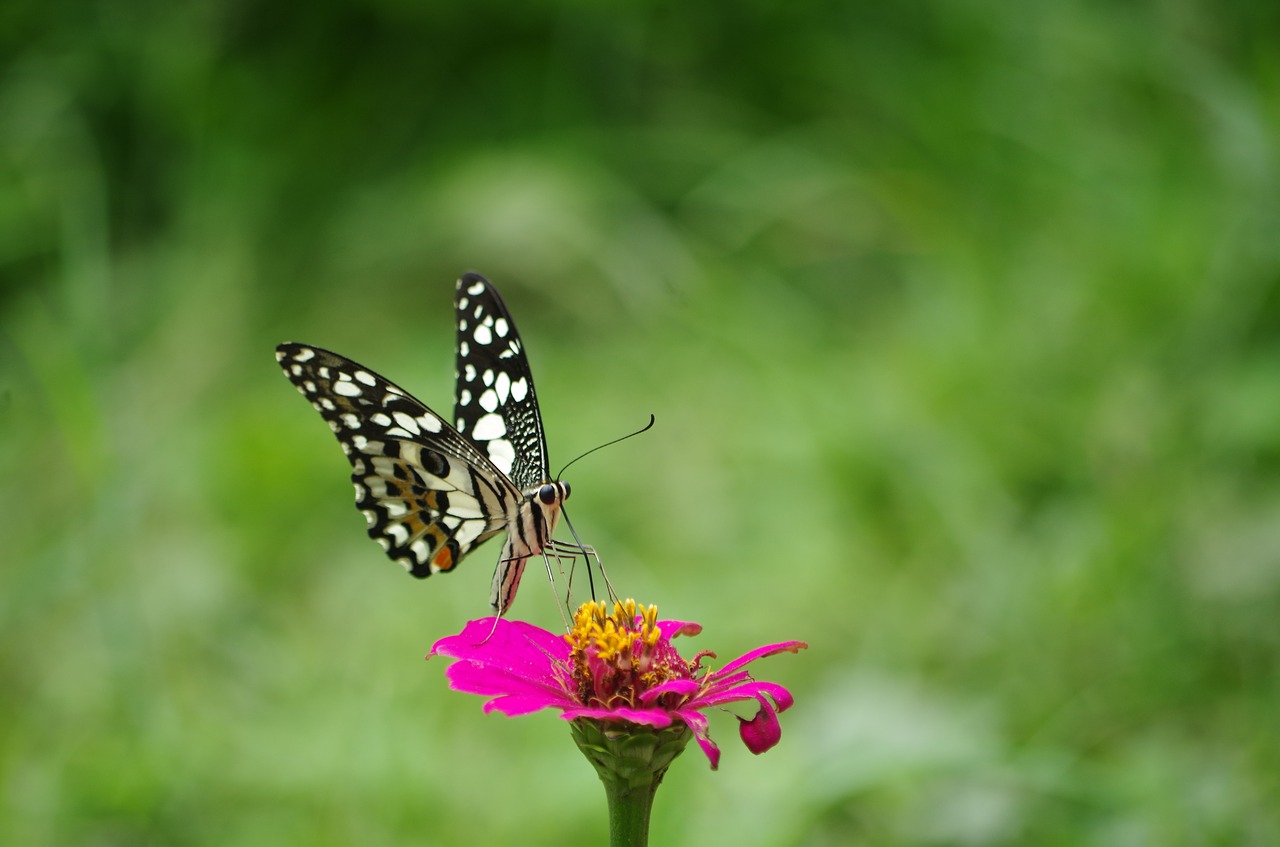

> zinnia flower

[{"left": 429, "top": 600, "right": 806, "bottom": 770}]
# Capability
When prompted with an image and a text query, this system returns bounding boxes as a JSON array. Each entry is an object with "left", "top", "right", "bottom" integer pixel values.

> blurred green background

[{"left": 3, "top": 2, "right": 1279, "bottom": 844}]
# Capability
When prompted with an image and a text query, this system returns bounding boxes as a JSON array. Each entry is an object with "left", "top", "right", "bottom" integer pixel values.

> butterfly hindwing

[
  {"left": 453, "top": 273, "right": 550, "bottom": 492},
  {"left": 275, "top": 342, "right": 519, "bottom": 577}
]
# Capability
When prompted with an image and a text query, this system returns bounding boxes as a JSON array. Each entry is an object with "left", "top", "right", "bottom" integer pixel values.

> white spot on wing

[
  {"left": 467, "top": 281, "right": 485, "bottom": 295},
  {"left": 511, "top": 377, "right": 529, "bottom": 402},
  {"left": 333, "top": 381, "right": 362, "bottom": 397},
  {"left": 471, "top": 413, "right": 507, "bottom": 440},
  {"left": 294, "top": 348, "right": 316, "bottom": 362},
  {"left": 487, "top": 439, "right": 515, "bottom": 474},
  {"left": 392, "top": 411, "right": 421, "bottom": 435},
  {"left": 455, "top": 519, "right": 485, "bottom": 545},
  {"left": 494, "top": 317, "right": 509, "bottom": 337},
  {"left": 354, "top": 370, "right": 376, "bottom": 386},
  {"left": 479, "top": 389, "right": 499, "bottom": 412},
  {"left": 474, "top": 324, "right": 492, "bottom": 345},
  {"left": 418, "top": 414, "right": 442, "bottom": 433},
  {"left": 495, "top": 371, "right": 511, "bottom": 404}
]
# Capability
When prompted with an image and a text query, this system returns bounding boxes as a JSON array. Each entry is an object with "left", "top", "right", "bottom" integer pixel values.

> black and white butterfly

[{"left": 276, "top": 273, "right": 587, "bottom": 614}]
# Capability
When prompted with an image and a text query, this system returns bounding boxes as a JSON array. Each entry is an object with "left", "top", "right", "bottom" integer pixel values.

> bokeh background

[{"left": 4, "top": 2, "right": 1279, "bottom": 845}]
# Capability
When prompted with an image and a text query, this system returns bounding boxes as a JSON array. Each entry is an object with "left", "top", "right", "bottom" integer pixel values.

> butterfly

[{"left": 276, "top": 272, "right": 585, "bottom": 614}]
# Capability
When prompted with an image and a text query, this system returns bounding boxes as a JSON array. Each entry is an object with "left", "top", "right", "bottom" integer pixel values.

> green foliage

[{"left": 3, "top": 1, "right": 1279, "bottom": 844}]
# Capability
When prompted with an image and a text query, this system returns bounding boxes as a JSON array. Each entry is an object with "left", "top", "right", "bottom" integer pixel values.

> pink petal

[
  {"left": 672, "top": 708, "right": 720, "bottom": 769},
  {"left": 559, "top": 706, "right": 675, "bottom": 728},
  {"left": 430, "top": 618, "right": 569, "bottom": 669},
  {"left": 639, "top": 678, "right": 700, "bottom": 704},
  {"left": 737, "top": 696, "right": 782, "bottom": 754},
  {"left": 482, "top": 694, "right": 570, "bottom": 717},
  {"left": 714, "top": 640, "right": 807, "bottom": 678},
  {"left": 656, "top": 619, "right": 703, "bottom": 640},
  {"left": 689, "top": 680, "right": 794, "bottom": 713},
  {"left": 442, "top": 659, "right": 568, "bottom": 701}
]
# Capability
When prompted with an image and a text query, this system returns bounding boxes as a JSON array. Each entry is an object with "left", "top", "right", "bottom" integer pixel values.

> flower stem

[
  {"left": 600, "top": 771, "right": 658, "bottom": 847},
  {"left": 571, "top": 720, "right": 692, "bottom": 847}
]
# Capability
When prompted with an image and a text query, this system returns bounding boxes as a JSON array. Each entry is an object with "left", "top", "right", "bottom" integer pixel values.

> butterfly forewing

[
  {"left": 453, "top": 273, "right": 550, "bottom": 491},
  {"left": 276, "top": 342, "right": 520, "bottom": 578}
]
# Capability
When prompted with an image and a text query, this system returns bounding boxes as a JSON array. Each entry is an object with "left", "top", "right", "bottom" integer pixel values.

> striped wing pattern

[{"left": 275, "top": 274, "right": 569, "bottom": 613}]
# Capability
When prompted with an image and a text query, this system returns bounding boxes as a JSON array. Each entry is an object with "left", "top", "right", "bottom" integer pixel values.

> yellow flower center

[{"left": 565, "top": 600, "right": 687, "bottom": 710}]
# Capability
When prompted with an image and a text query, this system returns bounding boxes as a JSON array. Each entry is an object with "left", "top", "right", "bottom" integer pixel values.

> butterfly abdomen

[{"left": 490, "top": 481, "right": 571, "bottom": 611}]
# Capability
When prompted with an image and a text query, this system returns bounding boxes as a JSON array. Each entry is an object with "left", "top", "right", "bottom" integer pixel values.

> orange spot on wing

[{"left": 432, "top": 545, "right": 455, "bottom": 570}]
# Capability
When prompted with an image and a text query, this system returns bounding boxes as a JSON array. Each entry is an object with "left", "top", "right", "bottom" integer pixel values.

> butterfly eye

[
  {"left": 538, "top": 483, "right": 558, "bottom": 505},
  {"left": 561, "top": 481, "right": 571, "bottom": 500}
]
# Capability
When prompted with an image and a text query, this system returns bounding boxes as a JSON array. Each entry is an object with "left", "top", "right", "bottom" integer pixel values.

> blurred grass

[{"left": 3, "top": 1, "right": 1280, "bottom": 845}]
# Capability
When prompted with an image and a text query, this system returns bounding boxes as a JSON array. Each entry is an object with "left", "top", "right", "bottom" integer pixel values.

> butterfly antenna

[{"left": 554, "top": 414, "right": 655, "bottom": 481}]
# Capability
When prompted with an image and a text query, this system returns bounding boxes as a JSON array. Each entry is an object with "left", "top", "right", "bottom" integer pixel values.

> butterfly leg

[{"left": 546, "top": 537, "right": 618, "bottom": 611}]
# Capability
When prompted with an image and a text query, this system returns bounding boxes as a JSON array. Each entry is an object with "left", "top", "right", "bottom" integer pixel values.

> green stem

[
  {"left": 600, "top": 771, "right": 658, "bottom": 847},
  {"left": 570, "top": 720, "right": 692, "bottom": 847}
]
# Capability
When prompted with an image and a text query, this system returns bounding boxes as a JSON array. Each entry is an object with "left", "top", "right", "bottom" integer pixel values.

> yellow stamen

[{"left": 567, "top": 600, "right": 676, "bottom": 709}]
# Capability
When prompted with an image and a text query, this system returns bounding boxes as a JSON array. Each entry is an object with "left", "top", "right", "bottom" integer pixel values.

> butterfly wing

[
  {"left": 453, "top": 273, "right": 551, "bottom": 492},
  {"left": 276, "top": 342, "right": 521, "bottom": 577}
]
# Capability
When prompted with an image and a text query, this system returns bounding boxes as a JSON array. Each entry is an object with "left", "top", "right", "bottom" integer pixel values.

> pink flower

[{"left": 430, "top": 600, "right": 807, "bottom": 769}]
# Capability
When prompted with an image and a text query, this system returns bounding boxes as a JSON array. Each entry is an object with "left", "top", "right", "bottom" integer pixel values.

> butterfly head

[{"left": 536, "top": 480, "right": 571, "bottom": 505}]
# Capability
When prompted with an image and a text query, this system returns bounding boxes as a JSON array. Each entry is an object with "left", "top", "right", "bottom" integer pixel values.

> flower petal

[
  {"left": 431, "top": 619, "right": 577, "bottom": 715},
  {"left": 481, "top": 693, "right": 569, "bottom": 717},
  {"left": 560, "top": 705, "right": 675, "bottom": 728},
  {"left": 688, "top": 680, "right": 795, "bottom": 713},
  {"left": 714, "top": 640, "right": 807, "bottom": 678},
  {"left": 444, "top": 661, "right": 571, "bottom": 704},
  {"left": 672, "top": 708, "right": 720, "bottom": 769},
  {"left": 737, "top": 695, "right": 782, "bottom": 754},
  {"left": 430, "top": 618, "right": 569, "bottom": 669},
  {"left": 638, "top": 678, "right": 700, "bottom": 705},
  {"left": 656, "top": 619, "right": 703, "bottom": 640}
]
